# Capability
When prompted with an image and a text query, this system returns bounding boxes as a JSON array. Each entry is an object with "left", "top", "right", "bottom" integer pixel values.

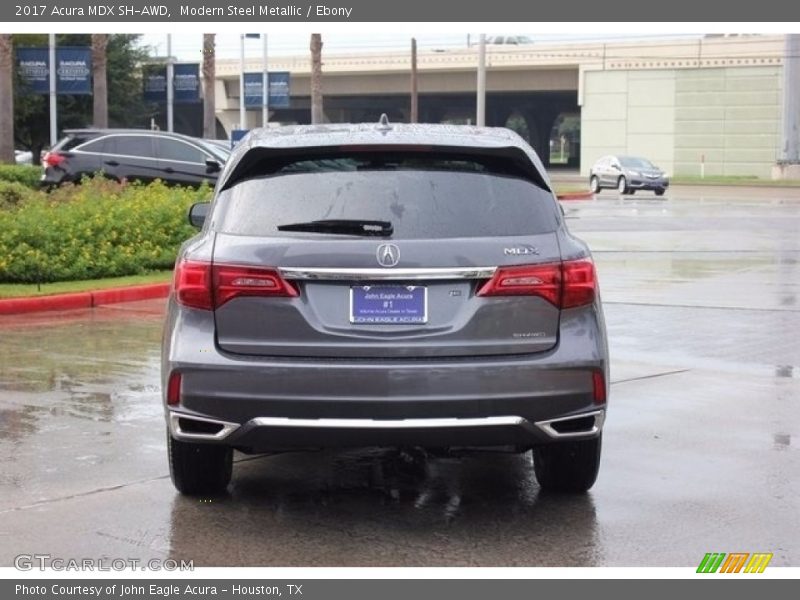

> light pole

[
  {"left": 410, "top": 38, "right": 418, "bottom": 124},
  {"left": 476, "top": 34, "right": 486, "bottom": 127},
  {"left": 239, "top": 34, "right": 246, "bottom": 130},
  {"left": 48, "top": 33, "right": 57, "bottom": 147},
  {"left": 166, "top": 34, "right": 174, "bottom": 132},
  {"left": 262, "top": 34, "right": 269, "bottom": 126}
]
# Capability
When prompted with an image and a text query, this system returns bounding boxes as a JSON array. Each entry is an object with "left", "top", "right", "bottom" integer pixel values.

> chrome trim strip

[
  {"left": 169, "top": 412, "right": 240, "bottom": 441},
  {"left": 168, "top": 411, "right": 605, "bottom": 440},
  {"left": 279, "top": 266, "right": 497, "bottom": 281},
  {"left": 534, "top": 410, "right": 605, "bottom": 439},
  {"left": 250, "top": 415, "right": 527, "bottom": 429}
]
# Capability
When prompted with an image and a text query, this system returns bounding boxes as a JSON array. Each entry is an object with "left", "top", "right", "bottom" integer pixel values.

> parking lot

[{"left": 0, "top": 187, "right": 798, "bottom": 567}]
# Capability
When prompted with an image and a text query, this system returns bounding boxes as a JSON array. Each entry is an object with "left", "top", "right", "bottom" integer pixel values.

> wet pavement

[{"left": 1, "top": 189, "right": 798, "bottom": 567}]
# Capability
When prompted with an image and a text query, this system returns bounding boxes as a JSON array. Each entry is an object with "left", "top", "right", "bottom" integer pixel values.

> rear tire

[
  {"left": 617, "top": 176, "right": 629, "bottom": 195},
  {"left": 589, "top": 175, "right": 600, "bottom": 193},
  {"left": 655, "top": 188, "right": 665, "bottom": 196},
  {"left": 168, "top": 430, "right": 233, "bottom": 496},
  {"left": 533, "top": 435, "right": 602, "bottom": 493}
]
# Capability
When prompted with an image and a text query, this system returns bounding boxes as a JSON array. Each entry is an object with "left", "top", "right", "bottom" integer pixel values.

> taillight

[
  {"left": 477, "top": 258, "right": 596, "bottom": 309},
  {"left": 562, "top": 258, "right": 596, "bottom": 308},
  {"left": 166, "top": 371, "right": 182, "bottom": 406},
  {"left": 214, "top": 264, "right": 299, "bottom": 305},
  {"left": 174, "top": 260, "right": 298, "bottom": 311},
  {"left": 43, "top": 151, "right": 66, "bottom": 168},
  {"left": 174, "top": 260, "right": 214, "bottom": 310},
  {"left": 592, "top": 369, "right": 607, "bottom": 405},
  {"left": 477, "top": 263, "right": 561, "bottom": 304}
]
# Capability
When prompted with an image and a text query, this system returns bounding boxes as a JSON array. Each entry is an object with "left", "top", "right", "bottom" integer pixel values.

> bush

[
  {"left": 0, "top": 176, "right": 210, "bottom": 283},
  {"left": 0, "top": 181, "right": 39, "bottom": 210},
  {"left": 0, "top": 164, "right": 42, "bottom": 189}
]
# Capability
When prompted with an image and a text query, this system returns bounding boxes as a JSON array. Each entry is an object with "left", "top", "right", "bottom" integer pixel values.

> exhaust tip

[
  {"left": 169, "top": 412, "right": 240, "bottom": 441},
  {"left": 178, "top": 417, "right": 224, "bottom": 435},
  {"left": 535, "top": 410, "right": 605, "bottom": 439},
  {"left": 550, "top": 415, "right": 596, "bottom": 434}
]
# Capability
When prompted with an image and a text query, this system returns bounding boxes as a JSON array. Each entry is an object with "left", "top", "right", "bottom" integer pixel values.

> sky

[{"left": 136, "top": 32, "right": 704, "bottom": 61}]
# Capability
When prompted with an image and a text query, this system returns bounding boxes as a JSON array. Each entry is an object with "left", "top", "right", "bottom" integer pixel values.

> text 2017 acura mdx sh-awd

[{"left": 162, "top": 121, "right": 609, "bottom": 496}]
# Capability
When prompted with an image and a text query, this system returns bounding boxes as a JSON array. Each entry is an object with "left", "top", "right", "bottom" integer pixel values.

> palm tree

[
  {"left": 91, "top": 34, "right": 108, "bottom": 128},
  {"left": 0, "top": 34, "right": 14, "bottom": 163},
  {"left": 310, "top": 34, "right": 323, "bottom": 124},
  {"left": 202, "top": 34, "right": 216, "bottom": 138}
]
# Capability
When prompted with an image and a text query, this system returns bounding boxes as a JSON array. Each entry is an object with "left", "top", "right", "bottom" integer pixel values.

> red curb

[
  {"left": 0, "top": 292, "right": 92, "bottom": 315},
  {"left": 557, "top": 191, "right": 595, "bottom": 201},
  {"left": 91, "top": 283, "right": 170, "bottom": 307},
  {"left": 0, "top": 282, "right": 171, "bottom": 316}
]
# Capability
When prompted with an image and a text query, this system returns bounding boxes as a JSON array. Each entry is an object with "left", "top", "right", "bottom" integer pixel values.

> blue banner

[
  {"left": 243, "top": 71, "right": 291, "bottom": 109},
  {"left": 55, "top": 47, "right": 92, "bottom": 95},
  {"left": 16, "top": 47, "right": 92, "bottom": 95},
  {"left": 231, "top": 129, "right": 249, "bottom": 148},
  {"left": 143, "top": 65, "right": 167, "bottom": 102},
  {"left": 269, "top": 72, "right": 290, "bottom": 108},
  {"left": 173, "top": 63, "right": 200, "bottom": 104},
  {"left": 16, "top": 48, "right": 49, "bottom": 94}
]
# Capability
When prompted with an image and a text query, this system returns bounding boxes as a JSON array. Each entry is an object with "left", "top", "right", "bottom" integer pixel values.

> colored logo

[{"left": 697, "top": 552, "right": 773, "bottom": 573}]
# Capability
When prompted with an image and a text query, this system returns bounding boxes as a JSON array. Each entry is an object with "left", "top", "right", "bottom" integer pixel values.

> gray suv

[
  {"left": 589, "top": 155, "right": 669, "bottom": 196},
  {"left": 162, "top": 121, "right": 609, "bottom": 496}
]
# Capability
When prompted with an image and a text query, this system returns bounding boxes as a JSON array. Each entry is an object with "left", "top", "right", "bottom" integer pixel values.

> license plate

[{"left": 350, "top": 285, "right": 427, "bottom": 324}]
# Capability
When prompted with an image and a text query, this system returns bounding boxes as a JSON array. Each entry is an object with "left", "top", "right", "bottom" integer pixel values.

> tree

[
  {"left": 91, "top": 34, "right": 108, "bottom": 128},
  {"left": 14, "top": 34, "right": 155, "bottom": 163},
  {"left": 310, "top": 34, "right": 323, "bottom": 124},
  {"left": 202, "top": 34, "right": 216, "bottom": 138},
  {"left": 0, "top": 35, "right": 14, "bottom": 164}
]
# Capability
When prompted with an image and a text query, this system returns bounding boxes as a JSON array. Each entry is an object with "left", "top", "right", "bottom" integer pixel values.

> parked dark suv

[
  {"left": 163, "top": 121, "right": 609, "bottom": 496},
  {"left": 42, "top": 129, "right": 227, "bottom": 187}
]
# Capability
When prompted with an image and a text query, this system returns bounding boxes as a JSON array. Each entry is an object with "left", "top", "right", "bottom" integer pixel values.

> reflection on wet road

[{"left": 0, "top": 191, "right": 798, "bottom": 566}]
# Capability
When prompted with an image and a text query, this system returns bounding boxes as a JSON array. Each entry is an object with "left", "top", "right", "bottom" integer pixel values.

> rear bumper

[
  {"left": 41, "top": 168, "right": 67, "bottom": 186},
  {"left": 168, "top": 410, "right": 605, "bottom": 452},
  {"left": 162, "top": 299, "right": 609, "bottom": 451}
]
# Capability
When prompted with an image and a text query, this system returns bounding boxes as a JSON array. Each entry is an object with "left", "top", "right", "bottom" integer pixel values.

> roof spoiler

[{"left": 219, "top": 144, "right": 552, "bottom": 192}]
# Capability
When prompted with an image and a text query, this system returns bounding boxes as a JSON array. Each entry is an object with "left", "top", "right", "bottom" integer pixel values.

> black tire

[
  {"left": 533, "top": 435, "right": 602, "bottom": 493},
  {"left": 655, "top": 188, "right": 665, "bottom": 196},
  {"left": 589, "top": 175, "right": 600, "bottom": 194},
  {"left": 168, "top": 430, "right": 233, "bottom": 496},
  {"left": 617, "top": 176, "right": 629, "bottom": 195}
]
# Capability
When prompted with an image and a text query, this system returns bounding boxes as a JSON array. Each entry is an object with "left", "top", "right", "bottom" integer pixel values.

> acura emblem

[{"left": 376, "top": 243, "right": 400, "bottom": 267}]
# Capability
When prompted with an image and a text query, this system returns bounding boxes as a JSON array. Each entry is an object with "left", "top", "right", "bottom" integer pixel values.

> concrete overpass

[{"left": 197, "top": 35, "right": 787, "bottom": 177}]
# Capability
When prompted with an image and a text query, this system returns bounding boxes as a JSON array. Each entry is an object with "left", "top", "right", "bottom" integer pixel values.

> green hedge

[
  {"left": 0, "top": 181, "right": 39, "bottom": 210},
  {"left": 0, "top": 164, "right": 42, "bottom": 188},
  {"left": 0, "top": 177, "right": 210, "bottom": 283}
]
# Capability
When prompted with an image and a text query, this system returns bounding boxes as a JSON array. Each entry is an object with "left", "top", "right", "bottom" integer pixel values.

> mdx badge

[
  {"left": 376, "top": 243, "right": 400, "bottom": 267},
  {"left": 503, "top": 245, "right": 539, "bottom": 256}
]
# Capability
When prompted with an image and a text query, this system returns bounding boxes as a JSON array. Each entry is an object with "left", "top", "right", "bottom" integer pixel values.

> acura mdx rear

[{"left": 162, "top": 121, "right": 609, "bottom": 496}]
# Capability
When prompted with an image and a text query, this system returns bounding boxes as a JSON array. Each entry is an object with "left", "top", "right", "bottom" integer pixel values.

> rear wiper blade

[{"left": 277, "top": 219, "right": 393, "bottom": 237}]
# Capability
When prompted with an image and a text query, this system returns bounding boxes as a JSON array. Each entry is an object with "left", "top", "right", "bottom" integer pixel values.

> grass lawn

[
  {"left": 553, "top": 184, "right": 589, "bottom": 195},
  {"left": 672, "top": 175, "right": 800, "bottom": 187},
  {"left": 0, "top": 271, "right": 173, "bottom": 299}
]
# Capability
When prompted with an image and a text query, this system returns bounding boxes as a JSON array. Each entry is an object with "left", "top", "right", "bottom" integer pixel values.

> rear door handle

[{"left": 104, "top": 160, "right": 119, "bottom": 167}]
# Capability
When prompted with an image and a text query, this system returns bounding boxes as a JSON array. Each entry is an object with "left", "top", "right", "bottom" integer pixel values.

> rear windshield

[
  {"left": 214, "top": 153, "right": 558, "bottom": 238},
  {"left": 55, "top": 134, "right": 94, "bottom": 152}
]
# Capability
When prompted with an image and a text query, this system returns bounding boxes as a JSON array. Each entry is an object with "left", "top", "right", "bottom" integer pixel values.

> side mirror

[
  {"left": 188, "top": 202, "right": 210, "bottom": 228},
  {"left": 205, "top": 159, "right": 221, "bottom": 173}
]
